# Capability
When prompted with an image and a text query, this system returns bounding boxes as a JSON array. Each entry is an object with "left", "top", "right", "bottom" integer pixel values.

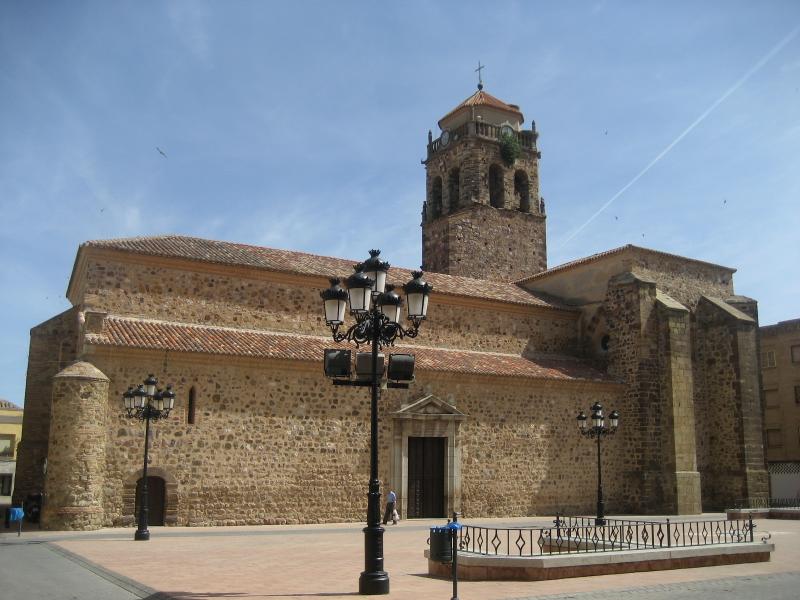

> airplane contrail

[{"left": 556, "top": 24, "right": 800, "bottom": 249}]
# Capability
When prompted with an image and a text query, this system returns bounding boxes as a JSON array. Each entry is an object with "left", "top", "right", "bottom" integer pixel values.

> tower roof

[{"left": 438, "top": 88, "right": 524, "bottom": 129}]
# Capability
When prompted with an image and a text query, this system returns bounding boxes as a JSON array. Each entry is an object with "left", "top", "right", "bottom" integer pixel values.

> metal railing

[
  {"left": 731, "top": 497, "right": 800, "bottom": 509},
  {"left": 428, "top": 122, "right": 537, "bottom": 155},
  {"left": 457, "top": 516, "right": 755, "bottom": 556}
]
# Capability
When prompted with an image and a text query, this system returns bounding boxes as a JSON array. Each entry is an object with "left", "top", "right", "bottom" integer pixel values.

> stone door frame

[
  {"left": 391, "top": 395, "right": 466, "bottom": 519},
  {"left": 124, "top": 466, "right": 178, "bottom": 526}
]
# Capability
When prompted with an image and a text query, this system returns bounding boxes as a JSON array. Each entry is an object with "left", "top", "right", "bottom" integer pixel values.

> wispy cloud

[
  {"left": 556, "top": 24, "right": 800, "bottom": 250},
  {"left": 167, "top": 1, "right": 212, "bottom": 61}
]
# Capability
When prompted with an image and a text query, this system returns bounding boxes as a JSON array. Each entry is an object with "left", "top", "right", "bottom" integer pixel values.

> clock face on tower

[{"left": 440, "top": 129, "right": 450, "bottom": 147}]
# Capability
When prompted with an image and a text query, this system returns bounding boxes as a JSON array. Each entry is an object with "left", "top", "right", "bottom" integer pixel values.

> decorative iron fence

[
  {"left": 457, "top": 516, "right": 755, "bottom": 556},
  {"left": 731, "top": 497, "right": 800, "bottom": 509}
]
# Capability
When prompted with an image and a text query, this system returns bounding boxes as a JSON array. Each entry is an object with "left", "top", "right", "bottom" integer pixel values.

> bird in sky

[
  {"left": 723, "top": 198, "right": 727, "bottom": 206},
  {"left": 156, "top": 147, "right": 167, "bottom": 158}
]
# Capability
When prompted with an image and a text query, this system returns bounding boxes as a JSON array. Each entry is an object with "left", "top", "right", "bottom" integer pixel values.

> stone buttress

[{"left": 604, "top": 273, "right": 702, "bottom": 514}]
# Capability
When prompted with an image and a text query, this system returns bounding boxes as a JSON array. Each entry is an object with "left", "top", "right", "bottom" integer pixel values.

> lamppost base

[
  {"left": 358, "top": 570, "right": 389, "bottom": 595},
  {"left": 134, "top": 529, "right": 150, "bottom": 541},
  {"left": 594, "top": 518, "right": 606, "bottom": 527}
]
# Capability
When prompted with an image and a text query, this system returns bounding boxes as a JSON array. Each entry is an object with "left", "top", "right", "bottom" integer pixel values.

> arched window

[
  {"left": 514, "top": 170, "right": 530, "bottom": 212},
  {"left": 489, "top": 164, "right": 504, "bottom": 208},
  {"left": 431, "top": 176, "right": 443, "bottom": 218},
  {"left": 448, "top": 168, "right": 460, "bottom": 213},
  {"left": 187, "top": 386, "right": 196, "bottom": 425}
]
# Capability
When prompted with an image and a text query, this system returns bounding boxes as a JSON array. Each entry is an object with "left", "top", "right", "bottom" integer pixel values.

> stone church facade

[{"left": 14, "top": 87, "right": 768, "bottom": 530}]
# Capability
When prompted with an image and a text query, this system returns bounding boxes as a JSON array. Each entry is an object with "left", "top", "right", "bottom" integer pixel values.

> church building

[{"left": 14, "top": 86, "right": 768, "bottom": 530}]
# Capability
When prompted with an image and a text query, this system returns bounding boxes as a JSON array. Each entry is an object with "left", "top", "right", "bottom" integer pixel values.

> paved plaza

[{"left": 1, "top": 515, "right": 798, "bottom": 599}]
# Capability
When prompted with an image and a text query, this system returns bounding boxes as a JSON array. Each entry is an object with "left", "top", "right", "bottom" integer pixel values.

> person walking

[{"left": 383, "top": 490, "right": 398, "bottom": 525}]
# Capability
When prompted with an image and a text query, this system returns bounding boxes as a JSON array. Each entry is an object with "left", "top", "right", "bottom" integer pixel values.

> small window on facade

[
  {"left": 795, "top": 385, "right": 800, "bottom": 405},
  {"left": 766, "top": 429, "right": 783, "bottom": 448},
  {"left": 0, "top": 474, "right": 12, "bottom": 496},
  {"left": 792, "top": 345, "right": 800, "bottom": 363},
  {"left": 188, "top": 387, "right": 196, "bottom": 425},
  {"left": 0, "top": 434, "right": 14, "bottom": 458},
  {"left": 762, "top": 351, "right": 776, "bottom": 368}
]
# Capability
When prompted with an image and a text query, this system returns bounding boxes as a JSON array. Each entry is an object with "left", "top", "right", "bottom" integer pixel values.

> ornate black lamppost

[
  {"left": 577, "top": 402, "right": 619, "bottom": 526},
  {"left": 122, "top": 375, "right": 175, "bottom": 541},
  {"left": 320, "top": 250, "right": 432, "bottom": 595}
]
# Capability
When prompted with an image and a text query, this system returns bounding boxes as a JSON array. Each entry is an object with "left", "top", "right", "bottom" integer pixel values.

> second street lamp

[
  {"left": 122, "top": 374, "right": 175, "bottom": 541},
  {"left": 320, "top": 250, "right": 432, "bottom": 595},
  {"left": 577, "top": 402, "right": 619, "bottom": 526}
]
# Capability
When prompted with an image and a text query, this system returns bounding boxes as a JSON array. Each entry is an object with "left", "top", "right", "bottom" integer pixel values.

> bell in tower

[{"left": 421, "top": 84, "right": 546, "bottom": 282}]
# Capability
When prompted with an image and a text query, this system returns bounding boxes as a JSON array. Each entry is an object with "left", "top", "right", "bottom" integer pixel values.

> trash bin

[
  {"left": 7, "top": 506, "right": 24, "bottom": 536},
  {"left": 429, "top": 526, "right": 453, "bottom": 563}
]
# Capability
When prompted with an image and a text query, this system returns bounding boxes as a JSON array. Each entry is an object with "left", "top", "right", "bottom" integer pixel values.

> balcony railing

[{"left": 427, "top": 121, "right": 538, "bottom": 157}]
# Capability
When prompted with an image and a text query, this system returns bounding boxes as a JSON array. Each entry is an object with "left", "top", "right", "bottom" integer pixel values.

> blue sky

[{"left": 1, "top": 1, "right": 799, "bottom": 405}]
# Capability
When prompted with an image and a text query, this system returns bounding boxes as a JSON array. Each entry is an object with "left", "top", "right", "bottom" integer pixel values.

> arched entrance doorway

[
  {"left": 124, "top": 466, "right": 178, "bottom": 526},
  {"left": 135, "top": 476, "right": 166, "bottom": 526}
]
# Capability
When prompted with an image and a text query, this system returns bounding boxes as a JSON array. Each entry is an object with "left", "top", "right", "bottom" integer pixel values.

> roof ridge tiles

[
  {"left": 79, "top": 235, "right": 573, "bottom": 310},
  {"left": 90, "top": 315, "right": 616, "bottom": 384},
  {"left": 438, "top": 88, "right": 525, "bottom": 127},
  {"left": 515, "top": 244, "right": 734, "bottom": 285}
]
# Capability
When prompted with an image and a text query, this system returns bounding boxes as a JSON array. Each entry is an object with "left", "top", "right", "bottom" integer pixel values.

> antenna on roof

[{"left": 475, "top": 61, "right": 485, "bottom": 90}]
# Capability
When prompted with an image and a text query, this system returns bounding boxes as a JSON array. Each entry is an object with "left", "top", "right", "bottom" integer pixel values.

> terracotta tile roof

[
  {"left": 0, "top": 399, "right": 23, "bottom": 411},
  {"left": 78, "top": 235, "right": 571, "bottom": 311},
  {"left": 515, "top": 244, "right": 735, "bottom": 286},
  {"left": 86, "top": 316, "right": 616, "bottom": 384},
  {"left": 438, "top": 88, "right": 525, "bottom": 128}
]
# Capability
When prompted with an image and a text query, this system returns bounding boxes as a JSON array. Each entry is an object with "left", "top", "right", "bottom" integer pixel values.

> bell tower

[{"left": 421, "top": 85, "right": 546, "bottom": 282}]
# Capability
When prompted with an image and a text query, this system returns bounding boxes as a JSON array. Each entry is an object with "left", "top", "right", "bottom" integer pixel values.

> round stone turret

[{"left": 42, "top": 361, "right": 109, "bottom": 530}]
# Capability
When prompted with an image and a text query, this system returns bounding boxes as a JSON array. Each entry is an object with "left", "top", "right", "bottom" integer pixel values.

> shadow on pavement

[{"left": 146, "top": 592, "right": 360, "bottom": 598}]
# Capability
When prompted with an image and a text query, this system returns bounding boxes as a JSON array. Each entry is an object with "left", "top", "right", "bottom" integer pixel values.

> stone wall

[
  {"left": 85, "top": 347, "right": 626, "bottom": 527},
  {"left": 631, "top": 250, "right": 734, "bottom": 310},
  {"left": 80, "top": 256, "right": 577, "bottom": 356},
  {"left": 13, "top": 308, "right": 79, "bottom": 505},
  {"left": 422, "top": 204, "right": 547, "bottom": 283},
  {"left": 441, "top": 376, "right": 635, "bottom": 517}
]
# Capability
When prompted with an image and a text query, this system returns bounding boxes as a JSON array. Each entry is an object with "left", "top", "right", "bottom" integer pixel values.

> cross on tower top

[{"left": 475, "top": 61, "right": 485, "bottom": 90}]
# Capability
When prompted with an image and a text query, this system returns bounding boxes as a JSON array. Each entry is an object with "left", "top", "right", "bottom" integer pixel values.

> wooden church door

[
  {"left": 135, "top": 476, "right": 166, "bottom": 526},
  {"left": 407, "top": 437, "right": 445, "bottom": 518}
]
